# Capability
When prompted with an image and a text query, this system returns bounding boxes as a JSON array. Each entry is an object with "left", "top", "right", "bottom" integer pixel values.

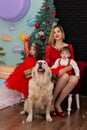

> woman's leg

[
  {"left": 52, "top": 73, "right": 69, "bottom": 111},
  {"left": 55, "top": 75, "right": 79, "bottom": 112},
  {"left": 53, "top": 73, "right": 69, "bottom": 104}
]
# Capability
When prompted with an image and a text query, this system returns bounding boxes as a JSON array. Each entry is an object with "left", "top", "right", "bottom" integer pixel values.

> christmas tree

[{"left": 30, "top": 0, "right": 58, "bottom": 54}]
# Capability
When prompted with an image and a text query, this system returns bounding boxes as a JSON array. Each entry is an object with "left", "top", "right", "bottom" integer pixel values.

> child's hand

[
  {"left": 24, "top": 68, "right": 32, "bottom": 78},
  {"left": 58, "top": 69, "right": 66, "bottom": 76},
  {"left": 24, "top": 37, "right": 30, "bottom": 58}
]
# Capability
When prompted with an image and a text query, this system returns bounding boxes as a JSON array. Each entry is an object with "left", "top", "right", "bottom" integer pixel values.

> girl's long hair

[{"left": 32, "top": 43, "right": 43, "bottom": 60}]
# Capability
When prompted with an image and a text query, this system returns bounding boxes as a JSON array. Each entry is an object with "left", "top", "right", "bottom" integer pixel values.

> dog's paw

[
  {"left": 46, "top": 114, "right": 52, "bottom": 122},
  {"left": 20, "top": 110, "right": 25, "bottom": 115},
  {"left": 26, "top": 115, "right": 33, "bottom": 122}
]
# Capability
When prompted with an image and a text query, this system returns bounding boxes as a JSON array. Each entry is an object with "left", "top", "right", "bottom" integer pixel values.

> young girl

[{"left": 5, "top": 43, "right": 43, "bottom": 98}]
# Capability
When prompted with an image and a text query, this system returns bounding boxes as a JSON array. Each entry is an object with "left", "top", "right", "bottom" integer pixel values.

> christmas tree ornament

[
  {"left": 41, "top": 35, "right": 46, "bottom": 41},
  {"left": 35, "top": 33, "right": 39, "bottom": 39},
  {"left": 42, "top": 21, "right": 46, "bottom": 25},
  {"left": 45, "top": 5, "right": 49, "bottom": 10},
  {"left": 38, "top": 31, "right": 44, "bottom": 36},
  {"left": 46, "top": 19, "right": 50, "bottom": 24},
  {"left": 52, "top": 21, "right": 58, "bottom": 27},
  {"left": 35, "top": 23, "right": 40, "bottom": 28},
  {"left": 52, "top": 11, "right": 56, "bottom": 17}
]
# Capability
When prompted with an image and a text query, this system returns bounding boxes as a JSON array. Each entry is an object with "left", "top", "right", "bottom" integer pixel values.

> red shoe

[
  {"left": 50, "top": 110, "right": 57, "bottom": 116},
  {"left": 57, "top": 111, "right": 66, "bottom": 117}
]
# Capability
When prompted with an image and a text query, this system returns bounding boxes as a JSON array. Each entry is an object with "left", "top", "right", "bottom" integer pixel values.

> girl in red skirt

[{"left": 5, "top": 43, "right": 43, "bottom": 98}]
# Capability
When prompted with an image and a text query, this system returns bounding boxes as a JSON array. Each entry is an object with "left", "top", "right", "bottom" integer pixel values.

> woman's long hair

[{"left": 48, "top": 25, "right": 65, "bottom": 45}]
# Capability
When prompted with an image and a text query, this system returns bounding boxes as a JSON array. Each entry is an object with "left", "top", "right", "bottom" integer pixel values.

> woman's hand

[{"left": 76, "top": 76, "right": 80, "bottom": 80}]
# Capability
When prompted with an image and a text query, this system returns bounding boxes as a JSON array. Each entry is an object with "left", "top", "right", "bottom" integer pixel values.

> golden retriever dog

[{"left": 20, "top": 60, "right": 54, "bottom": 122}]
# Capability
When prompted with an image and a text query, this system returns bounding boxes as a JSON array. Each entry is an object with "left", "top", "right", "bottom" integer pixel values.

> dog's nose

[{"left": 38, "top": 62, "right": 42, "bottom": 67}]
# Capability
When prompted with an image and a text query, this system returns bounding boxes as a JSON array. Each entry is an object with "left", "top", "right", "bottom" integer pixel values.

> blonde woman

[{"left": 45, "top": 25, "right": 79, "bottom": 117}]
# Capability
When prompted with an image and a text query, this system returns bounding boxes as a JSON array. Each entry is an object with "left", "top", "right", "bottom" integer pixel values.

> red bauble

[
  {"left": 45, "top": 5, "right": 49, "bottom": 10},
  {"left": 41, "top": 35, "right": 46, "bottom": 41},
  {"left": 35, "top": 23, "right": 40, "bottom": 28},
  {"left": 52, "top": 11, "right": 56, "bottom": 17},
  {"left": 46, "top": 19, "right": 50, "bottom": 24}
]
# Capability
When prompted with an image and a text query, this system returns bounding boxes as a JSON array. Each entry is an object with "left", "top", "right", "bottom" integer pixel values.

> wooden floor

[{"left": 0, "top": 96, "right": 87, "bottom": 130}]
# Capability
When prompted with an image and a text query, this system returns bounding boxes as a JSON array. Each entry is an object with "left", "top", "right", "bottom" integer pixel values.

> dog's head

[
  {"left": 36, "top": 60, "right": 48, "bottom": 73},
  {"left": 32, "top": 60, "right": 52, "bottom": 82}
]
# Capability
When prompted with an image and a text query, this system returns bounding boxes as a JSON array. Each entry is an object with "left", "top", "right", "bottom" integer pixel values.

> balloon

[
  {"left": 9, "top": 24, "right": 16, "bottom": 31},
  {"left": 12, "top": 45, "right": 23, "bottom": 53},
  {"left": 27, "top": 16, "right": 36, "bottom": 26},
  {"left": 1, "top": 34, "right": 12, "bottom": 42},
  {"left": 19, "top": 33, "right": 26, "bottom": 41},
  {"left": 0, "top": 0, "right": 30, "bottom": 22}
]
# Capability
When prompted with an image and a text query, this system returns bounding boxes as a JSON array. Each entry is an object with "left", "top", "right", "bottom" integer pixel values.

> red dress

[
  {"left": 5, "top": 56, "right": 37, "bottom": 98},
  {"left": 45, "top": 44, "right": 74, "bottom": 67}
]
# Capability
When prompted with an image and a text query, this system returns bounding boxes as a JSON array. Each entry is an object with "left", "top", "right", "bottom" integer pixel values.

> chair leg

[
  {"left": 75, "top": 94, "right": 80, "bottom": 109},
  {"left": 67, "top": 94, "right": 72, "bottom": 116}
]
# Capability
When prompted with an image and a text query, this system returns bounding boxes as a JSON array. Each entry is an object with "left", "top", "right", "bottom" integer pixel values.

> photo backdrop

[{"left": 0, "top": 0, "right": 43, "bottom": 65}]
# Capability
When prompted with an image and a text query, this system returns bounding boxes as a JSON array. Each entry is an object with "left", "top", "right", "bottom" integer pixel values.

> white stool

[{"left": 67, "top": 93, "right": 80, "bottom": 115}]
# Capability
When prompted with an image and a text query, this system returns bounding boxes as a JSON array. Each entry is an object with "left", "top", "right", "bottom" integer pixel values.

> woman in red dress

[
  {"left": 45, "top": 25, "right": 79, "bottom": 117},
  {"left": 5, "top": 43, "right": 43, "bottom": 98}
]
